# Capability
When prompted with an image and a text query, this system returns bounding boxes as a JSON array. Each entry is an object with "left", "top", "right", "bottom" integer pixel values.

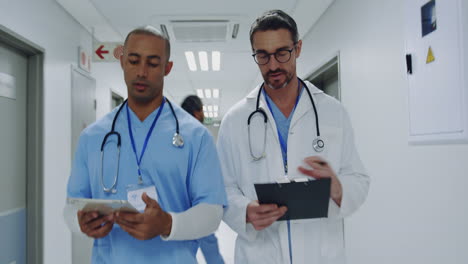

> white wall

[
  {"left": 0, "top": 0, "right": 109, "bottom": 263},
  {"left": 298, "top": 0, "right": 468, "bottom": 263},
  {"left": 93, "top": 63, "right": 127, "bottom": 118}
]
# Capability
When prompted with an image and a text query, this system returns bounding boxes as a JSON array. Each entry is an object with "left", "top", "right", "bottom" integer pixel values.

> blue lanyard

[
  {"left": 263, "top": 80, "right": 303, "bottom": 264},
  {"left": 263, "top": 80, "right": 302, "bottom": 174},
  {"left": 126, "top": 98, "right": 166, "bottom": 184}
]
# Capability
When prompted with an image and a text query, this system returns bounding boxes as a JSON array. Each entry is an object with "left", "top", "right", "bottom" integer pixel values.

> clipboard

[
  {"left": 254, "top": 178, "right": 331, "bottom": 220},
  {"left": 67, "top": 197, "right": 138, "bottom": 215}
]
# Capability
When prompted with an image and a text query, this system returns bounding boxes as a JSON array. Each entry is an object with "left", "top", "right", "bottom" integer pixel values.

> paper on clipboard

[
  {"left": 67, "top": 197, "right": 138, "bottom": 215},
  {"left": 254, "top": 178, "right": 331, "bottom": 220}
]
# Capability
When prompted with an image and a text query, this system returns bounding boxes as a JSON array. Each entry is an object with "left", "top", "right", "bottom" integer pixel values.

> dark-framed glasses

[{"left": 252, "top": 47, "right": 295, "bottom": 65}]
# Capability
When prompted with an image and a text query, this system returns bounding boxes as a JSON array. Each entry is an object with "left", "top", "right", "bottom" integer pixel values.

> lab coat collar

[
  {"left": 246, "top": 80, "right": 323, "bottom": 132},
  {"left": 290, "top": 81, "right": 323, "bottom": 129},
  {"left": 246, "top": 79, "right": 323, "bottom": 99}
]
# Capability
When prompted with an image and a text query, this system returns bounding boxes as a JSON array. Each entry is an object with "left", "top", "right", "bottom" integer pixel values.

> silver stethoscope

[
  {"left": 247, "top": 78, "right": 324, "bottom": 161},
  {"left": 100, "top": 98, "right": 184, "bottom": 193}
]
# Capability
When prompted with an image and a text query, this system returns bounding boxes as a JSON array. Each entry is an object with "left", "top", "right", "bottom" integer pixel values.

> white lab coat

[{"left": 217, "top": 81, "right": 370, "bottom": 264}]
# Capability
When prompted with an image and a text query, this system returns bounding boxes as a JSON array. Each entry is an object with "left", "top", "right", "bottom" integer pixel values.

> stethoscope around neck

[
  {"left": 100, "top": 98, "right": 183, "bottom": 193},
  {"left": 247, "top": 78, "right": 325, "bottom": 161}
]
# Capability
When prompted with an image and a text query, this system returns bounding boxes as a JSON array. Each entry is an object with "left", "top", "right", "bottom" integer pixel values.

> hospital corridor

[{"left": 1, "top": 0, "right": 468, "bottom": 263}]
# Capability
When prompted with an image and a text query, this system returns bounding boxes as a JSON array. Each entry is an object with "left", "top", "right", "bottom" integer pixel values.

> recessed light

[
  {"left": 197, "top": 89, "right": 204, "bottom": 98},
  {"left": 213, "top": 89, "right": 219, "bottom": 98},
  {"left": 212, "top": 51, "right": 220, "bottom": 71},
  {"left": 205, "top": 89, "right": 212, "bottom": 98},
  {"left": 198, "top": 51, "right": 208, "bottom": 71},
  {"left": 185, "top": 51, "right": 197, "bottom": 71}
]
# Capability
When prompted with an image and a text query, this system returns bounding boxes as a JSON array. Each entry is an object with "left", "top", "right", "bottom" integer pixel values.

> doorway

[
  {"left": 306, "top": 54, "right": 341, "bottom": 101},
  {"left": 0, "top": 25, "right": 44, "bottom": 264}
]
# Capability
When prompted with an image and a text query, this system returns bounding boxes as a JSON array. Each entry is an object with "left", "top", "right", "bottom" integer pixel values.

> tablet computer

[{"left": 67, "top": 197, "right": 138, "bottom": 215}]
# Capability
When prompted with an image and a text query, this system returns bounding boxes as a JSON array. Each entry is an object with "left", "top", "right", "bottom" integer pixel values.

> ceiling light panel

[
  {"left": 204, "top": 89, "right": 212, "bottom": 98},
  {"left": 212, "top": 51, "right": 220, "bottom": 71},
  {"left": 185, "top": 51, "right": 197, "bottom": 71},
  {"left": 213, "top": 89, "right": 219, "bottom": 98},
  {"left": 198, "top": 51, "right": 209, "bottom": 71},
  {"left": 197, "top": 89, "right": 204, "bottom": 98}
]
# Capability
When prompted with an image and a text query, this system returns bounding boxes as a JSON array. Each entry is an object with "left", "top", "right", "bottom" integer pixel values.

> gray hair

[{"left": 249, "top": 10, "right": 299, "bottom": 48}]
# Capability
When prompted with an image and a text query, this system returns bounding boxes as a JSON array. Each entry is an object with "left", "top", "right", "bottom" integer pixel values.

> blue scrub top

[{"left": 67, "top": 102, "right": 227, "bottom": 264}]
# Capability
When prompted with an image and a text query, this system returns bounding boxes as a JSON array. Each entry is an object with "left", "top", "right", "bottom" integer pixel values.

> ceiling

[{"left": 56, "top": 0, "right": 334, "bottom": 122}]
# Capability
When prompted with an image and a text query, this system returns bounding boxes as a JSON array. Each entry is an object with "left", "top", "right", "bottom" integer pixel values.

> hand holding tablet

[{"left": 67, "top": 197, "right": 138, "bottom": 215}]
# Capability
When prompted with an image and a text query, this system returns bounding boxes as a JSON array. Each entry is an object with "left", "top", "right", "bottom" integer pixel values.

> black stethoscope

[
  {"left": 247, "top": 78, "right": 324, "bottom": 161},
  {"left": 100, "top": 98, "right": 183, "bottom": 193}
]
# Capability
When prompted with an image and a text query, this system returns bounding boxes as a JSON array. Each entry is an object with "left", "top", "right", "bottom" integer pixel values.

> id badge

[{"left": 126, "top": 184, "right": 158, "bottom": 212}]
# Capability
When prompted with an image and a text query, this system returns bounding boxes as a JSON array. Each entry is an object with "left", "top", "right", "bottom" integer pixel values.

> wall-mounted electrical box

[{"left": 405, "top": 0, "right": 467, "bottom": 144}]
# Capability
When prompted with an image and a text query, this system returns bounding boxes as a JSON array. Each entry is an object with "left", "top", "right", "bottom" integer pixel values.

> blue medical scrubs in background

[
  {"left": 199, "top": 234, "right": 224, "bottom": 263},
  {"left": 67, "top": 102, "right": 227, "bottom": 264}
]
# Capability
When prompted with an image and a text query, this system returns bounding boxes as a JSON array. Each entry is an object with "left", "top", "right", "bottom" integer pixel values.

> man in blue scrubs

[
  {"left": 67, "top": 26, "right": 227, "bottom": 263},
  {"left": 181, "top": 95, "right": 225, "bottom": 264}
]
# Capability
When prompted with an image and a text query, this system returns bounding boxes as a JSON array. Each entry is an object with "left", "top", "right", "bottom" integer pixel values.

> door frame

[
  {"left": 304, "top": 51, "right": 341, "bottom": 101},
  {"left": 0, "top": 25, "right": 45, "bottom": 264}
]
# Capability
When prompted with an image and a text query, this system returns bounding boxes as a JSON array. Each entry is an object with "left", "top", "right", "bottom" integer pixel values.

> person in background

[
  {"left": 66, "top": 26, "right": 227, "bottom": 263},
  {"left": 216, "top": 10, "right": 370, "bottom": 263},
  {"left": 181, "top": 94, "right": 225, "bottom": 264},
  {"left": 181, "top": 95, "right": 205, "bottom": 123}
]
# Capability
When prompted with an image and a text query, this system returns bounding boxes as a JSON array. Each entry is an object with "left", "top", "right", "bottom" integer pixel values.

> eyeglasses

[{"left": 252, "top": 47, "right": 295, "bottom": 65}]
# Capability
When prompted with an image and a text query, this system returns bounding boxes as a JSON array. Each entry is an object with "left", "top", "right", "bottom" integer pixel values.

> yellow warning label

[{"left": 426, "top": 46, "right": 435, "bottom": 64}]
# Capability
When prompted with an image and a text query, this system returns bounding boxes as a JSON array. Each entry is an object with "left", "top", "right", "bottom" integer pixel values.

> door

[
  {"left": 70, "top": 67, "right": 96, "bottom": 264},
  {"left": 0, "top": 39, "right": 28, "bottom": 264}
]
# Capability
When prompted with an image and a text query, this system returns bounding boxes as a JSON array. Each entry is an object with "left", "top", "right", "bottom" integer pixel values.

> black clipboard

[{"left": 254, "top": 178, "right": 331, "bottom": 221}]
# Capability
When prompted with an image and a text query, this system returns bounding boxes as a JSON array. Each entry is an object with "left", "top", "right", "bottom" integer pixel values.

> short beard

[
  {"left": 265, "top": 72, "right": 293, "bottom": 90},
  {"left": 267, "top": 80, "right": 289, "bottom": 90}
]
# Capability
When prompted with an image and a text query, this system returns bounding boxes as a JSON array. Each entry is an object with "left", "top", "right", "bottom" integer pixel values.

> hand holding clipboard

[
  {"left": 254, "top": 157, "right": 340, "bottom": 221},
  {"left": 254, "top": 178, "right": 331, "bottom": 221}
]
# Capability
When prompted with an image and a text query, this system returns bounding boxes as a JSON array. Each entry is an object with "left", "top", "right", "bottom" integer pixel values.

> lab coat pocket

[
  {"left": 320, "top": 218, "right": 346, "bottom": 263},
  {"left": 240, "top": 182, "right": 258, "bottom": 201}
]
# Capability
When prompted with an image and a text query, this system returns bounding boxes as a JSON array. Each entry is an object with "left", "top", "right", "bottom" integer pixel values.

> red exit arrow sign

[
  {"left": 93, "top": 42, "right": 123, "bottom": 62},
  {"left": 95, "top": 45, "right": 109, "bottom": 59}
]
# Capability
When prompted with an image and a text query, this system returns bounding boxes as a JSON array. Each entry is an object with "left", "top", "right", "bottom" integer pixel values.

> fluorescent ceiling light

[
  {"left": 214, "top": 112, "right": 218, "bottom": 118},
  {"left": 212, "top": 51, "right": 220, "bottom": 71},
  {"left": 213, "top": 89, "right": 219, "bottom": 98},
  {"left": 207, "top": 105, "right": 213, "bottom": 111},
  {"left": 204, "top": 89, "right": 212, "bottom": 98},
  {"left": 198, "top": 51, "right": 209, "bottom": 71},
  {"left": 204, "top": 111, "right": 208, "bottom": 117},
  {"left": 213, "top": 105, "right": 219, "bottom": 111},
  {"left": 202, "top": 105, "right": 207, "bottom": 111},
  {"left": 185, "top": 51, "right": 197, "bottom": 71},
  {"left": 208, "top": 112, "right": 214, "bottom": 118},
  {"left": 197, "top": 89, "right": 204, "bottom": 98}
]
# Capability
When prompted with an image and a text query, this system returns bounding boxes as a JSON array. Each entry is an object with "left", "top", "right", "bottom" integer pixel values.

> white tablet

[{"left": 67, "top": 197, "right": 139, "bottom": 215}]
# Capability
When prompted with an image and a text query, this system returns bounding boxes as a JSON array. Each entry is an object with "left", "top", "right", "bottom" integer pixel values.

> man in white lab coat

[{"left": 217, "top": 10, "right": 370, "bottom": 264}]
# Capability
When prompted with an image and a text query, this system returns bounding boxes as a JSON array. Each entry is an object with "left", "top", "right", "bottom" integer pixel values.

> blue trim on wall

[{"left": 0, "top": 208, "right": 26, "bottom": 264}]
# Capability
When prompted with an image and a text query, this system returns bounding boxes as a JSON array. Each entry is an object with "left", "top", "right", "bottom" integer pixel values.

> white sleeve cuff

[
  {"left": 161, "top": 203, "right": 223, "bottom": 241},
  {"left": 63, "top": 203, "right": 82, "bottom": 234}
]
